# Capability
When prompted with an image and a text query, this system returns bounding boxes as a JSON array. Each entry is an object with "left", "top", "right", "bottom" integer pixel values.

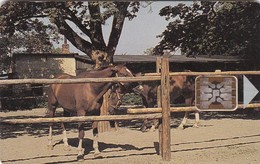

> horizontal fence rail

[
  {"left": 1, "top": 113, "right": 162, "bottom": 124},
  {"left": 145, "top": 70, "right": 260, "bottom": 76},
  {"left": 127, "top": 103, "right": 260, "bottom": 114},
  {"left": 1, "top": 57, "right": 259, "bottom": 162},
  {"left": 0, "top": 76, "right": 161, "bottom": 85},
  {"left": 0, "top": 71, "right": 259, "bottom": 85},
  {"left": 0, "top": 96, "right": 46, "bottom": 100}
]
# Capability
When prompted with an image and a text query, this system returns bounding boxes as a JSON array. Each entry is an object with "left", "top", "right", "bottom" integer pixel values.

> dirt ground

[{"left": 1, "top": 108, "right": 260, "bottom": 164}]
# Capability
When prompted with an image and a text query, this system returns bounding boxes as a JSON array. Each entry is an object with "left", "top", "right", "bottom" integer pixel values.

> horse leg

[
  {"left": 114, "top": 121, "right": 119, "bottom": 131},
  {"left": 47, "top": 87, "right": 58, "bottom": 150},
  {"left": 76, "top": 122, "right": 85, "bottom": 161},
  {"left": 92, "top": 121, "right": 101, "bottom": 157},
  {"left": 149, "top": 119, "right": 158, "bottom": 132},
  {"left": 140, "top": 95, "right": 149, "bottom": 132},
  {"left": 178, "top": 97, "right": 194, "bottom": 130},
  {"left": 193, "top": 110, "right": 200, "bottom": 128},
  {"left": 61, "top": 110, "right": 71, "bottom": 151},
  {"left": 48, "top": 124, "right": 54, "bottom": 150},
  {"left": 109, "top": 120, "right": 119, "bottom": 131},
  {"left": 77, "top": 110, "right": 85, "bottom": 161},
  {"left": 140, "top": 119, "right": 148, "bottom": 132},
  {"left": 178, "top": 111, "right": 189, "bottom": 130},
  {"left": 47, "top": 104, "right": 56, "bottom": 150}
]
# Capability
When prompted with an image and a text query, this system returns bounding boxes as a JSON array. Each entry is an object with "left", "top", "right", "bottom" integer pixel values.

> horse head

[
  {"left": 110, "top": 64, "right": 135, "bottom": 91},
  {"left": 111, "top": 64, "right": 134, "bottom": 77},
  {"left": 107, "top": 64, "right": 136, "bottom": 115}
]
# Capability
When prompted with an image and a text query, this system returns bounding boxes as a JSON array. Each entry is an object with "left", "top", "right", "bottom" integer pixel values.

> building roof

[
  {"left": 13, "top": 53, "right": 78, "bottom": 57},
  {"left": 13, "top": 52, "right": 245, "bottom": 63},
  {"left": 75, "top": 54, "right": 245, "bottom": 64}
]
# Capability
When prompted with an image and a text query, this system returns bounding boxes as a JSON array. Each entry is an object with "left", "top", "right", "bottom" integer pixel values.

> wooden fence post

[
  {"left": 160, "top": 57, "right": 171, "bottom": 161},
  {"left": 156, "top": 57, "right": 162, "bottom": 108},
  {"left": 156, "top": 57, "right": 163, "bottom": 155}
]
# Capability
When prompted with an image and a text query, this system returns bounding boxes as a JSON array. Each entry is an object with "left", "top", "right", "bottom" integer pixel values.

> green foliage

[
  {"left": 51, "top": 47, "right": 62, "bottom": 53},
  {"left": 156, "top": 2, "right": 260, "bottom": 59},
  {"left": 144, "top": 47, "right": 156, "bottom": 56},
  {"left": 0, "top": 32, "right": 56, "bottom": 73},
  {"left": 122, "top": 93, "right": 143, "bottom": 105},
  {"left": 0, "top": 1, "right": 143, "bottom": 61}
]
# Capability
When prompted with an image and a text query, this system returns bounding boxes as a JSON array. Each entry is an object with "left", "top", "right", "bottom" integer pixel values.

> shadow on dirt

[
  {"left": 0, "top": 114, "right": 153, "bottom": 140},
  {"left": 1, "top": 137, "right": 156, "bottom": 164},
  {"left": 1, "top": 154, "right": 78, "bottom": 164},
  {"left": 51, "top": 137, "right": 157, "bottom": 164},
  {"left": 0, "top": 114, "right": 90, "bottom": 140},
  {"left": 200, "top": 108, "right": 260, "bottom": 120},
  {"left": 66, "top": 137, "right": 143, "bottom": 154},
  {"left": 1, "top": 107, "right": 260, "bottom": 139},
  {"left": 171, "top": 133, "right": 260, "bottom": 153}
]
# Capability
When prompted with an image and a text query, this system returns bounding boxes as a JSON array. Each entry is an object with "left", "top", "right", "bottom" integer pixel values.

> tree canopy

[
  {"left": 0, "top": 30, "right": 58, "bottom": 73},
  {"left": 0, "top": 1, "right": 141, "bottom": 65},
  {"left": 155, "top": 2, "right": 260, "bottom": 59}
]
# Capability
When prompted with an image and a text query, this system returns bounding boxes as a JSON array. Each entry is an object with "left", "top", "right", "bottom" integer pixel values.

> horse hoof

[
  {"left": 140, "top": 127, "right": 147, "bottom": 132},
  {"left": 63, "top": 145, "right": 71, "bottom": 151},
  {"left": 47, "top": 145, "right": 54, "bottom": 150},
  {"left": 77, "top": 155, "right": 84, "bottom": 161},
  {"left": 177, "top": 126, "right": 184, "bottom": 130},
  {"left": 111, "top": 127, "right": 119, "bottom": 132},
  {"left": 149, "top": 127, "right": 156, "bottom": 132},
  {"left": 94, "top": 152, "right": 102, "bottom": 159},
  {"left": 193, "top": 124, "right": 199, "bottom": 128}
]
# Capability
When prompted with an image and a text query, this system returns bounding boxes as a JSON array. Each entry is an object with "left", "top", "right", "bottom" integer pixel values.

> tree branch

[
  {"left": 88, "top": 2, "right": 106, "bottom": 50},
  {"left": 18, "top": 15, "right": 49, "bottom": 20},
  {"left": 51, "top": 14, "right": 93, "bottom": 56},
  {"left": 64, "top": 8, "right": 91, "bottom": 37},
  {"left": 107, "top": 2, "right": 130, "bottom": 58}
]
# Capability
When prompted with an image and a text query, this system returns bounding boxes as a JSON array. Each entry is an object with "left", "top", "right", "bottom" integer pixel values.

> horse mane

[{"left": 76, "top": 64, "right": 118, "bottom": 78}]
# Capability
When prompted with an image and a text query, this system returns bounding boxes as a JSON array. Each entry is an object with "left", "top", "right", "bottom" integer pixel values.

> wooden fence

[{"left": 1, "top": 57, "right": 260, "bottom": 161}]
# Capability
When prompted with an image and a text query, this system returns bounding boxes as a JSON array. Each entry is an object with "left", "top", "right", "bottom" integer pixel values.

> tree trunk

[{"left": 91, "top": 50, "right": 110, "bottom": 69}]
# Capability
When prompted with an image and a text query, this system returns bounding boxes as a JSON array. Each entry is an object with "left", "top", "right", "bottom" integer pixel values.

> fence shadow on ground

[
  {"left": 1, "top": 107, "right": 260, "bottom": 139},
  {"left": 200, "top": 108, "right": 260, "bottom": 120},
  {"left": 0, "top": 115, "right": 91, "bottom": 139},
  {"left": 1, "top": 154, "right": 79, "bottom": 164},
  {"left": 1, "top": 137, "right": 155, "bottom": 164},
  {"left": 171, "top": 133, "right": 260, "bottom": 153},
  {"left": 66, "top": 137, "right": 143, "bottom": 154},
  {"left": 0, "top": 115, "right": 153, "bottom": 140}
]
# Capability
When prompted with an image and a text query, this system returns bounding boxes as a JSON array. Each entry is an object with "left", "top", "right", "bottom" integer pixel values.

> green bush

[{"left": 121, "top": 93, "right": 143, "bottom": 106}]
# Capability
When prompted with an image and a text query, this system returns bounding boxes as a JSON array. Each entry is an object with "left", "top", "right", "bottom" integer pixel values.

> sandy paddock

[{"left": 1, "top": 108, "right": 260, "bottom": 164}]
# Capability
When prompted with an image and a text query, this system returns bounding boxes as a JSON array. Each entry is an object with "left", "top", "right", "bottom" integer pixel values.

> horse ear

[
  {"left": 111, "top": 65, "right": 119, "bottom": 72},
  {"left": 111, "top": 64, "right": 125, "bottom": 72},
  {"left": 116, "top": 63, "right": 126, "bottom": 67},
  {"left": 134, "top": 72, "right": 143, "bottom": 77}
]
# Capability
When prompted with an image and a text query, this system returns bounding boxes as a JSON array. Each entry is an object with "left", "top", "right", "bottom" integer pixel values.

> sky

[
  {"left": 112, "top": 1, "right": 180, "bottom": 55},
  {"left": 64, "top": 0, "right": 260, "bottom": 55},
  {"left": 66, "top": 1, "right": 192, "bottom": 55},
  {"left": 0, "top": 1, "right": 190, "bottom": 55},
  {"left": 1, "top": 1, "right": 260, "bottom": 55}
]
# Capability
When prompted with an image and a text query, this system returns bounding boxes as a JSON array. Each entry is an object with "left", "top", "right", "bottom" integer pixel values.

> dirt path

[{"left": 1, "top": 108, "right": 260, "bottom": 164}]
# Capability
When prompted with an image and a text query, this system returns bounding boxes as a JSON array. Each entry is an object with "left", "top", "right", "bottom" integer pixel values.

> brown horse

[
  {"left": 47, "top": 64, "right": 134, "bottom": 160},
  {"left": 107, "top": 73, "right": 199, "bottom": 131},
  {"left": 134, "top": 74, "right": 199, "bottom": 131}
]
